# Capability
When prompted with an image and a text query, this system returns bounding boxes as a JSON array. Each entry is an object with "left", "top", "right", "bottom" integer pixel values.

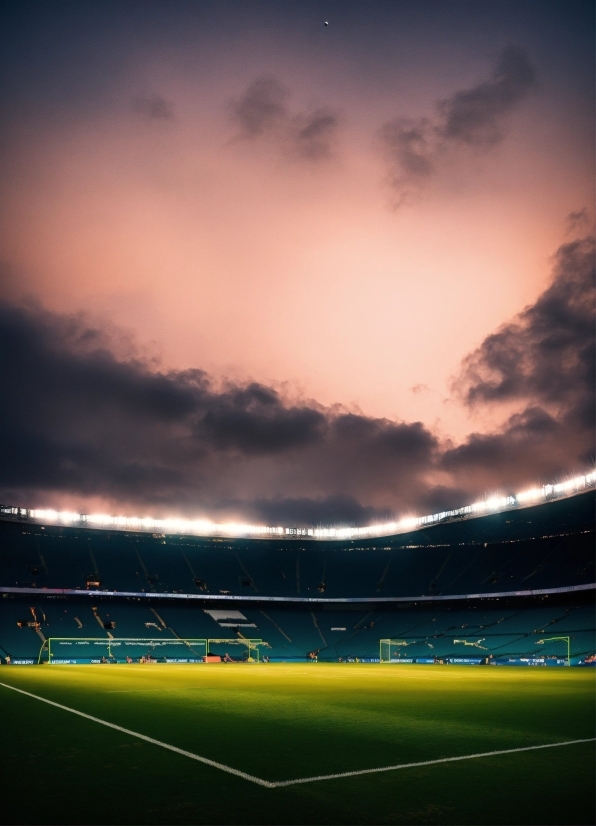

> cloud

[
  {"left": 436, "top": 44, "right": 536, "bottom": 147},
  {"left": 416, "top": 484, "right": 473, "bottom": 515},
  {"left": 380, "top": 45, "right": 537, "bottom": 206},
  {"left": 379, "top": 117, "right": 434, "bottom": 206},
  {"left": 566, "top": 208, "right": 592, "bottom": 234},
  {"left": 197, "top": 383, "right": 326, "bottom": 453},
  {"left": 442, "top": 407, "right": 563, "bottom": 477},
  {"left": 230, "top": 76, "right": 339, "bottom": 161},
  {"left": 455, "top": 236, "right": 594, "bottom": 416},
  {"left": 0, "top": 234, "right": 591, "bottom": 522},
  {"left": 132, "top": 94, "right": 174, "bottom": 120},
  {"left": 444, "top": 235, "right": 595, "bottom": 486},
  {"left": 230, "top": 76, "right": 289, "bottom": 137},
  {"left": 249, "top": 494, "right": 391, "bottom": 528},
  {"left": 291, "top": 109, "right": 339, "bottom": 160},
  {"left": 0, "top": 299, "right": 437, "bottom": 521}
]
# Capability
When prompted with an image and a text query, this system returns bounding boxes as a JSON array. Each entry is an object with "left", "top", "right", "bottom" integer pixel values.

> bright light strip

[{"left": 11, "top": 469, "right": 594, "bottom": 541}]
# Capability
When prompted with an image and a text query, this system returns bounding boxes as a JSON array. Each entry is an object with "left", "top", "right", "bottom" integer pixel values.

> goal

[
  {"left": 379, "top": 639, "right": 410, "bottom": 663},
  {"left": 203, "top": 638, "right": 269, "bottom": 663}
]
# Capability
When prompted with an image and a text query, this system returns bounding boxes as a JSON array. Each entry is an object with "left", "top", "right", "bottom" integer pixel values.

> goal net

[
  {"left": 204, "top": 638, "right": 269, "bottom": 663},
  {"left": 379, "top": 639, "right": 410, "bottom": 663}
]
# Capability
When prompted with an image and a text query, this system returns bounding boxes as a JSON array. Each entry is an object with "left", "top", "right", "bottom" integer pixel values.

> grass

[{"left": 0, "top": 663, "right": 594, "bottom": 825}]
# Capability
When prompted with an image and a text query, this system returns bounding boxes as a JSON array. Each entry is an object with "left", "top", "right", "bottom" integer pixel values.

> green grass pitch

[{"left": 1, "top": 663, "right": 594, "bottom": 825}]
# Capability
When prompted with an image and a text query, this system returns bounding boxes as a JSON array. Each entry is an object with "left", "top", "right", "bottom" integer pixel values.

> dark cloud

[
  {"left": 0, "top": 234, "right": 591, "bottom": 522},
  {"left": 0, "top": 300, "right": 437, "bottom": 521},
  {"left": 231, "top": 76, "right": 289, "bottom": 137},
  {"left": 456, "top": 236, "right": 594, "bottom": 415},
  {"left": 439, "top": 402, "right": 594, "bottom": 497},
  {"left": 250, "top": 495, "right": 391, "bottom": 528},
  {"left": 197, "top": 384, "right": 326, "bottom": 454},
  {"left": 331, "top": 414, "right": 435, "bottom": 462},
  {"left": 444, "top": 236, "right": 595, "bottom": 487},
  {"left": 292, "top": 109, "right": 339, "bottom": 160},
  {"left": 566, "top": 208, "right": 592, "bottom": 234},
  {"left": 417, "top": 485, "right": 472, "bottom": 515},
  {"left": 380, "top": 45, "right": 537, "bottom": 206},
  {"left": 132, "top": 94, "right": 174, "bottom": 120},
  {"left": 436, "top": 45, "right": 536, "bottom": 147},
  {"left": 231, "top": 76, "right": 339, "bottom": 162},
  {"left": 442, "top": 407, "right": 563, "bottom": 478}
]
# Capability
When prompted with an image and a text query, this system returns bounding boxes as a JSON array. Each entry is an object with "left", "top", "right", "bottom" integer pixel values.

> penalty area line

[
  {"left": 1, "top": 682, "right": 593, "bottom": 790},
  {"left": 0, "top": 681, "right": 275, "bottom": 788}
]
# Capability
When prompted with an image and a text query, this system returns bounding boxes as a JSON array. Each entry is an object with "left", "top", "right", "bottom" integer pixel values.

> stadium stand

[{"left": 1, "top": 489, "right": 594, "bottom": 664}]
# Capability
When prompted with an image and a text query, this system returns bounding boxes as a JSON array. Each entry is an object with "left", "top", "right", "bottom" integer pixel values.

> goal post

[
  {"left": 379, "top": 639, "right": 409, "bottom": 663},
  {"left": 206, "top": 638, "right": 270, "bottom": 662},
  {"left": 39, "top": 637, "right": 207, "bottom": 664}
]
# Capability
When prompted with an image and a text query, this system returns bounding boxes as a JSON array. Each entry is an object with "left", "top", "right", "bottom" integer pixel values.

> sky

[{"left": 0, "top": 0, "right": 594, "bottom": 526}]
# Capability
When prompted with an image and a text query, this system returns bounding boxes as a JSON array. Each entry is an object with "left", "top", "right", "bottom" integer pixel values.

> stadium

[
  {"left": 1, "top": 472, "right": 594, "bottom": 825},
  {"left": 1, "top": 4, "right": 595, "bottom": 823}
]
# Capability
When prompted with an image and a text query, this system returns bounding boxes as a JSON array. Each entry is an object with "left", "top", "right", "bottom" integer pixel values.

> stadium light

[{"left": 16, "top": 468, "right": 595, "bottom": 541}]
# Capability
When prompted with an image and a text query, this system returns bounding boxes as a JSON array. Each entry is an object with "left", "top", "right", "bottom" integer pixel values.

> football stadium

[
  {"left": 2, "top": 3, "right": 595, "bottom": 824},
  {"left": 1, "top": 473, "right": 594, "bottom": 825}
]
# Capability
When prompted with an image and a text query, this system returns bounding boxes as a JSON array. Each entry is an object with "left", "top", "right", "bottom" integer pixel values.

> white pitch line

[
  {"left": 273, "top": 739, "right": 596, "bottom": 788},
  {"left": 0, "top": 682, "right": 274, "bottom": 788},
  {"left": 1, "top": 682, "right": 593, "bottom": 790}
]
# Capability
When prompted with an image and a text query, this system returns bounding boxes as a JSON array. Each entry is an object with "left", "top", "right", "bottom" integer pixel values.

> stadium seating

[
  {"left": 0, "top": 490, "right": 594, "bottom": 662},
  {"left": 1, "top": 491, "right": 594, "bottom": 599},
  {"left": 1, "top": 596, "right": 594, "bottom": 663}
]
